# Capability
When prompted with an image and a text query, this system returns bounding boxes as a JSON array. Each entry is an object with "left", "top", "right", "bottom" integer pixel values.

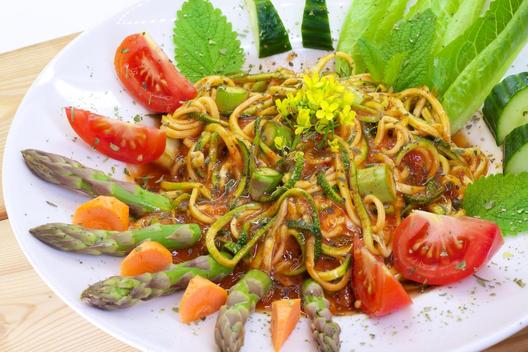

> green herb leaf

[
  {"left": 383, "top": 52, "right": 406, "bottom": 86},
  {"left": 173, "top": 0, "right": 244, "bottom": 82},
  {"left": 356, "top": 39, "right": 385, "bottom": 81},
  {"left": 383, "top": 10, "right": 437, "bottom": 91},
  {"left": 463, "top": 173, "right": 528, "bottom": 236},
  {"left": 356, "top": 10, "right": 437, "bottom": 91}
]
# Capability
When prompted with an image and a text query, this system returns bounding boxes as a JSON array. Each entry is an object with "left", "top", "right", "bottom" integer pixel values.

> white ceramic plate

[{"left": 4, "top": 1, "right": 528, "bottom": 351}]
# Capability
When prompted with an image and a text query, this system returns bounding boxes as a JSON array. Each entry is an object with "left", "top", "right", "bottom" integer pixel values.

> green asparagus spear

[
  {"left": 302, "top": 279, "right": 341, "bottom": 352},
  {"left": 81, "top": 255, "right": 232, "bottom": 310},
  {"left": 215, "top": 270, "right": 272, "bottom": 352},
  {"left": 21, "top": 149, "right": 172, "bottom": 215},
  {"left": 29, "top": 223, "right": 201, "bottom": 256}
]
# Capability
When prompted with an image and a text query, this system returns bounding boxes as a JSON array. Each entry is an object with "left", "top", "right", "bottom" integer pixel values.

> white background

[{"left": 0, "top": 0, "right": 139, "bottom": 53}]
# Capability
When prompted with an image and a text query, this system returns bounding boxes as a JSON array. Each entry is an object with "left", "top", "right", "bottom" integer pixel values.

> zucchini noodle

[{"left": 139, "top": 51, "right": 489, "bottom": 300}]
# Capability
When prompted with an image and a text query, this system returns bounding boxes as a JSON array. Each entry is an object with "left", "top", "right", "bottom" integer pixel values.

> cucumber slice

[
  {"left": 483, "top": 72, "right": 528, "bottom": 144},
  {"left": 301, "top": 0, "right": 333, "bottom": 50},
  {"left": 504, "top": 124, "right": 528, "bottom": 174},
  {"left": 246, "top": 0, "right": 292, "bottom": 58}
]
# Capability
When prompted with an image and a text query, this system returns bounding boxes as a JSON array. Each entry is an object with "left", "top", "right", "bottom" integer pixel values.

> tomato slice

[
  {"left": 353, "top": 237, "right": 412, "bottom": 317},
  {"left": 66, "top": 107, "right": 166, "bottom": 164},
  {"left": 393, "top": 210, "right": 503, "bottom": 286},
  {"left": 115, "top": 33, "right": 196, "bottom": 113}
]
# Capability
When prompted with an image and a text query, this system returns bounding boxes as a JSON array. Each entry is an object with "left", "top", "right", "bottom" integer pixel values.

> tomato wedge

[
  {"left": 66, "top": 107, "right": 166, "bottom": 164},
  {"left": 115, "top": 33, "right": 196, "bottom": 113},
  {"left": 353, "top": 237, "right": 412, "bottom": 317},
  {"left": 393, "top": 210, "right": 503, "bottom": 286}
]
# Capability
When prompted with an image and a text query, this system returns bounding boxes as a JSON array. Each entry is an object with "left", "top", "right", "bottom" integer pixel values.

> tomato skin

[
  {"left": 115, "top": 33, "right": 196, "bottom": 113},
  {"left": 353, "top": 238, "right": 412, "bottom": 317},
  {"left": 65, "top": 107, "right": 166, "bottom": 164},
  {"left": 393, "top": 211, "right": 503, "bottom": 286}
]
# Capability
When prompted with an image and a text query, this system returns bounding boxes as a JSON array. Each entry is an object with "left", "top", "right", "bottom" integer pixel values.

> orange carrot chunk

[
  {"left": 271, "top": 298, "right": 301, "bottom": 352},
  {"left": 73, "top": 196, "right": 129, "bottom": 231},
  {"left": 179, "top": 276, "right": 228, "bottom": 323},
  {"left": 120, "top": 240, "right": 173, "bottom": 276}
]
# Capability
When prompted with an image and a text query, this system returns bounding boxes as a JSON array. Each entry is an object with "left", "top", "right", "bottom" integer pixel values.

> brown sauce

[
  {"left": 452, "top": 131, "right": 471, "bottom": 148},
  {"left": 129, "top": 123, "right": 463, "bottom": 315}
]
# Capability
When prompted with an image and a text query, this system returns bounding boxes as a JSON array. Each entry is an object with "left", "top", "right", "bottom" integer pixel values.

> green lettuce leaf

[
  {"left": 368, "top": 0, "right": 409, "bottom": 45},
  {"left": 440, "top": 0, "right": 485, "bottom": 48},
  {"left": 407, "top": 0, "right": 485, "bottom": 51},
  {"left": 435, "top": 0, "right": 525, "bottom": 94},
  {"left": 442, "top": 0, "right": 528, "bottom": 133},
  {"left": 335, "top": 0, "right": 394, "bottom": 75}
]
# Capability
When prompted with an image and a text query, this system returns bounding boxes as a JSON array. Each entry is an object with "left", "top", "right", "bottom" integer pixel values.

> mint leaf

[
  {"left": 356, "top": 10, "right": 437, "bottom": 91},
  {"left": 463, "top": 173, "right": 528, "bottom": 236},
  {"left": 384, "top": 10, "right": 437, "bottom": 91},
  {"left": 383, "top": 52, "right": 406, "bottom": 86},
  {"left": 357, "top": 39, "right": 385, "bottom": 81},
  {"left": 173, "top": 0, "right": 244, "bottom": 82}
]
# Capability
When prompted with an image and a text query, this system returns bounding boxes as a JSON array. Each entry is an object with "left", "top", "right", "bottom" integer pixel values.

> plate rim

[{"left": 3, "top": 0, "right": 528, "bottom": 351}]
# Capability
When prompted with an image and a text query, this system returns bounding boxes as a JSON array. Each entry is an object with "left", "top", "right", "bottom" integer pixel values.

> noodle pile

[{"left": 148, "top": 52, "right": 488, "bottom": 294}]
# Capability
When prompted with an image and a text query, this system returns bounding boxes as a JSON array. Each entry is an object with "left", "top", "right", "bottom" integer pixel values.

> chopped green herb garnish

[
  {"left": 456, "top": 260, "right": 467, "bottom": 270},
  {"left": 513, "top": 278, "right": 526, "bottom": 288}
]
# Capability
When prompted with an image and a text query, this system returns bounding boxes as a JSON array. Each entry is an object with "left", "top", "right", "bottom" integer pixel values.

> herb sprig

[
  {"left": 463, "top": 173, "right": 528, "bottom": 236},
  {"left": 173, "top": 0, "right": 244, "bottom": 82}
]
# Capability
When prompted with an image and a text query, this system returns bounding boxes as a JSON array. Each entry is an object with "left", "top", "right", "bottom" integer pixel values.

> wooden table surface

[{"left": 0, "top": 34, "right": 526, "bottom": 352}]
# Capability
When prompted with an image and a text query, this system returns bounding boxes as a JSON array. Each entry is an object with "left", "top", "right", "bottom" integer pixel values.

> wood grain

[
  {"left": 0, "top": 33, "right": 79, "bottom": 219},
  {"left": 0, "top": 33, "right": 526, "bottom": 352},
  {"left": 0, "top": 220, "right": 135, "bottom": 351}
]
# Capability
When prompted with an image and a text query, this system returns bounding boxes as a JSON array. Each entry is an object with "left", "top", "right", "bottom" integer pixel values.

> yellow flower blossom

[
  {"left": 274, "top": 136, "right": 285, "bottom": 150},
  {"left": 274, "top": 71, "right": 359, "bottom": 139},
  {"left": 295, "top": 108, "right": 312, "bottom": 135},
  {"left": 276, "top": 98, "right": 290, "bottom": 116},
  {"left": 316, "top": 101, "right": 339, "bottom": 122},
  {"left": 328, "top": 138, "right": 340, "bottom": 153},
  {"left": 339, "top": 105, "right": 356, "bottom": 127},
  {"left": 342, "top": 90, "right": 357, "bottom": 106}
]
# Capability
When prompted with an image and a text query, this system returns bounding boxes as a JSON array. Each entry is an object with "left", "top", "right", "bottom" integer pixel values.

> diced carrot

[
  {"left": 271, "top": 298, "right": 301, "bottom": 352},
  {"left": 73, "top": 196, "right": 129, "bottom": 231},
  {"left": 120, "top": 241, "right": 173, "bottom": 276},
  {"left": 179, "top": 276, "right": 228, "bottom": 323}
]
